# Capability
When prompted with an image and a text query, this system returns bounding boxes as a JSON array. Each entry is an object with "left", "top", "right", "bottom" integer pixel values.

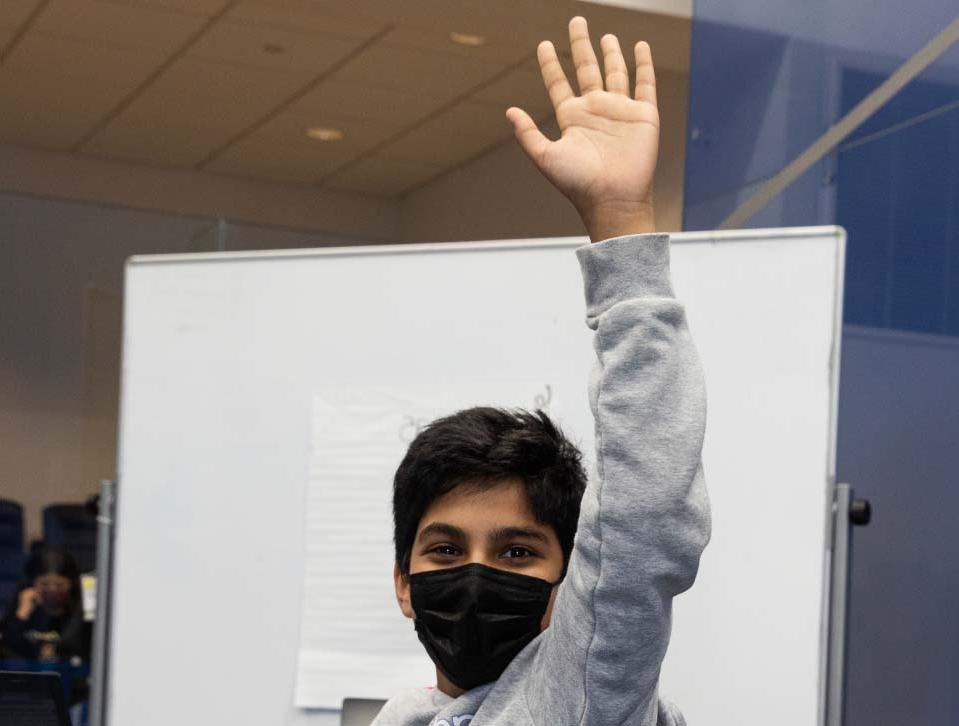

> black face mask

[{"left": 409, "top": 563, "right": 555, "bottom": 691}]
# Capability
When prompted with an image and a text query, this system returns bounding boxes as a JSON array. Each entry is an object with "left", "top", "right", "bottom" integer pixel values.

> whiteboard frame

[{"left": 99, "top": 225, "right": 848, "bottom": 726}]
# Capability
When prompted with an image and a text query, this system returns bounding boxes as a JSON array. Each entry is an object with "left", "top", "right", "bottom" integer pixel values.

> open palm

[{"left": 507, "top": 17, "right": 659, "bottom": 237}]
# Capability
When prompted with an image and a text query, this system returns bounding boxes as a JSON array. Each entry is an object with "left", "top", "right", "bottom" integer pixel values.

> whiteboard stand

[
  {"left": 90, "top": 479, "right": 117, "bottom": 726},
  {"left": 825, "top": 483, "right": 872, "bottom": 726}
]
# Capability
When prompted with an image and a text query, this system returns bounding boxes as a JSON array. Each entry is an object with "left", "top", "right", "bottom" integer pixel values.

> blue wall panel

[{"left": 686, "top": 3, "right": 959, "bottom": 724}]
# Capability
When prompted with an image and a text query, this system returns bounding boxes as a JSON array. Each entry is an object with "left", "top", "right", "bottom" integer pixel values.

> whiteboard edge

[
  {"left": 816, "top": 225, "right": 847, "bottom": 726},
  {"left": 124, "top": 226, "right": 847, "bottom": 266}
]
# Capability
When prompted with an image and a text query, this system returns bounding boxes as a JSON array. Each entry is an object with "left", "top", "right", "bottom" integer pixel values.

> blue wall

[
  {"left": 684, "top": 3, "right": 959, "bottom": 723},
  {"left": 837, "top": 71, "right": 959, "bottom": 335}
]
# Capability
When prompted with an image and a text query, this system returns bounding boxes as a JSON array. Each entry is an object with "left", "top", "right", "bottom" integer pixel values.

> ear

[{"left": 394, "top": 561, "right": 414, "bottom": 619}]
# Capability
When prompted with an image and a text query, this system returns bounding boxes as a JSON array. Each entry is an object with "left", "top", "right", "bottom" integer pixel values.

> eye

[
  {"left": 428, "top": 544, "right": 460, "bottom": 558},
  {"left": 502, "top": 546, "right": 535, "bottom": 560}
]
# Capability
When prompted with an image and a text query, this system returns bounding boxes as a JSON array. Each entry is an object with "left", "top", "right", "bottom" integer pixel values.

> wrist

[{"left": 580, "top": 201, "right": 657, "bottom": 243}]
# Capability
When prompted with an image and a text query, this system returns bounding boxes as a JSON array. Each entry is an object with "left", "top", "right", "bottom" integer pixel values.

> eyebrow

[
  {"left": 415, "top": 523, "right": 551, "bottom": 546},
  {"left": 487, "top": 526, "right": 550, "bottom": 545},
  {"left": 416, "top": 522, "right": 467, "bottom": 543}
]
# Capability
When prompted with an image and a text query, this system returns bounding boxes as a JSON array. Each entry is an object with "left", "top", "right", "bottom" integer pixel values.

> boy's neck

[{"left": 436, "top": 670, "right": 466, "bottom": 698}]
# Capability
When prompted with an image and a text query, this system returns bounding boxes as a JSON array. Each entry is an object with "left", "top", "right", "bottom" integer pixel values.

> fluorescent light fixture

[
  {"left": 306, "top": 127, "right": 344, "bottom": 142},
  {"left": 575, "top": 0, "right": 692, "bottom": 19},
  {"left": 449, "top": 31, "right": 487, "bottom": 47}
]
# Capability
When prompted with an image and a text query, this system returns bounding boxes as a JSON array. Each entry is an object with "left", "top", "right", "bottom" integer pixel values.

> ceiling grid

[{"left": 0, "top": 0, "right": 691, "bottom": 197}]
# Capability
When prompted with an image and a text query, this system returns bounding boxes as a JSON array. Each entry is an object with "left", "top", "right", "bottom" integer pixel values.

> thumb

[{"left": 506, "top": 107, "right": 549, "bottom": 167}]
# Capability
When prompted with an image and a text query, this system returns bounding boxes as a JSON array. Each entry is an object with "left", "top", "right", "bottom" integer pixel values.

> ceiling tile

[
  {"left": 227, "top": 2, "right": 381, "bottom": 39},
  {"left": 378, "top": 101, "right": 512, "bottom": 167},
  {"left": 332, "top": 42, "right": 508, "bottom": 108},
  {"left": 32, "top": 0, "right": 209, "bottom": 51},
  {"left": 188, "top": 17, "right": 363, "bottom": 72},
  {"left": 287, "top": 79, "right": 445, "bottom": 130},
  {"left": 138, "top": 55, "right": 315, "bottom": 104},
  {"left": 96, "top": 0, "right": 226, "bottom": 16},
  {"left": 0, "top": 0, "right": 42, "bottom": 29},
  {"left": 324, "top": 154, "right": 444, "bottom": 197},
  {"left": 206, "top": 134, "right": 356, "bottom": 184},
  {"left": 383, "top": 26, "right": 530, "bottom": 65},
  {"left": 3, "top": 29, "right": 168, "bottom": 81},
  {"left": 300, "top": 0, "right": 566, "bottom": 48},
  {"left": 84, "top": 117, "right": 238, "bottom": 167},
  {"left": 0, "top": 31, "right": 165, "bottom": 149},
  {"left": 0, "top": 67, "right": 130, "bottom": 149},
  {"left": 82, "top": 56, "right": 317, "bottom": 156},
  {"left": 0, "top": 25, "right": 19, "bottom": 49},
  {"left": 98, "top": 55, "right": 316, "bottom": 132},
  {"left": 472, "top": 67, "right": 553, "bottom": 119},
  {"left": 249, "top": 108, "right": 398, "bottom": 157},
  {"left": 473, "top": 49, "right": 575, "bottom": 117}
]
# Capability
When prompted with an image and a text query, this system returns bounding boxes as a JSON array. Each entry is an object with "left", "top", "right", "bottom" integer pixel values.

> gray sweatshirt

[{"left": 373, "top": 233, "right": 710, "bottom": 726}]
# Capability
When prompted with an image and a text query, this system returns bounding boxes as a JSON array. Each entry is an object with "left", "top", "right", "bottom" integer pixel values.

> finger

[
  {"left": 600, "top": 33, "right": 629, "bottom": 95},
  {"left": 506, "top": 107, "right": 551, "bottom": 164},
  {"left": 569, "top": 16, "right": 602, "bottom": 94},
  {"left": 537, "top": 40, "right": 574, "bottom": 110},
  {"left": 633, "top": 40, "right": 658, "bottom": 107}
]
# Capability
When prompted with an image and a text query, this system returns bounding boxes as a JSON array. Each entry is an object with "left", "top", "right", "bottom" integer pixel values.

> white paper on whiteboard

[{"left": 294, "top": 382, "right": 577, "bottom": 708}]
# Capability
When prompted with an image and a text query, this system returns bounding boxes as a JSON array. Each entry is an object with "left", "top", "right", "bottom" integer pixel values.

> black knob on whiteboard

[{"left": 849, "top": 498, "right": 871, "bottom": 526}]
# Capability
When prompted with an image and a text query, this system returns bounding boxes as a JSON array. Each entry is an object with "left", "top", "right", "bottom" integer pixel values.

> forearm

[{"left": 577, "top": 233, "right": 710, "bottom": 591}]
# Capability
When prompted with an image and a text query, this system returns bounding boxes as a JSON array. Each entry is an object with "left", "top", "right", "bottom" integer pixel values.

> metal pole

[
  {"left": 89, "top": 479, "right": 117, "bottom": 726},
  {"left": 825, "top": 483, "right": 851, "bottom": 726},
  {"left": 825, "top": 483, "right": 872, "bottom": 726}
]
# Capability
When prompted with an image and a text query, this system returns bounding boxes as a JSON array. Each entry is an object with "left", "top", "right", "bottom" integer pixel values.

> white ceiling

[{"left": 0, "top": 0, "right": 691, "bottom": 198}]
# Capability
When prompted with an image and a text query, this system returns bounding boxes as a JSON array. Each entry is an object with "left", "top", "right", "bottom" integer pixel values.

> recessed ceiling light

[
  {"left": 306, "top": 127, "right": 344, "bottom": 142},
  {"left": 449, "top": 31, "right": 486, "bottom": 47}
]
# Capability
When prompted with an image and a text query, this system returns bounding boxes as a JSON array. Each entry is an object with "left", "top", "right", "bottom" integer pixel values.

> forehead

[
  {"left": 35, "top": 573, "right": 70, "bottom": 585},
  {"left": 416, "top": 479, "right": 541, "bottom": 535}
]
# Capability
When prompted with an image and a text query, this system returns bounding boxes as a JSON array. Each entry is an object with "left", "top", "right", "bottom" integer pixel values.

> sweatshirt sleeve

[{"left": 526, "top": 233, "right": 710, "bottom": 725}]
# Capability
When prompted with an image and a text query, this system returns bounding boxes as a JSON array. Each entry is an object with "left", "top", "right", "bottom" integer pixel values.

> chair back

[
  {"left": 42, "top": 504, "right": 98, "bottom": 573},
  {"left": 0, "top": 500, "right": 25, "bottom": 613}
]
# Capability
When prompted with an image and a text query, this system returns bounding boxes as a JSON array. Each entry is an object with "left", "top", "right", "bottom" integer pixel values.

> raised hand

[{"left": 506, "top": 16, "right": 660, "bottom": 242}]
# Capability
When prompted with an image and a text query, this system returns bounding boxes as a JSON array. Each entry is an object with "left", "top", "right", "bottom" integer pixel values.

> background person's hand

[
  {"left": 506, "top": 16, "right": 659, "bottom": 242},
  {"left": 16, "top": 586, "right": 38, "bottom": 620}
]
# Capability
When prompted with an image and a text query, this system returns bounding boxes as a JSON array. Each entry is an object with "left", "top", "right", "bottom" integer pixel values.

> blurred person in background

[{"left": 0, "top": 545, "right": 91, "bottom": 663}]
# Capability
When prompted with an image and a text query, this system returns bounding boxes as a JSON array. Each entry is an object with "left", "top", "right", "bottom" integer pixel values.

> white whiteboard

[{"left": 107, "top": 226, "right": 844, "bottom": 726}]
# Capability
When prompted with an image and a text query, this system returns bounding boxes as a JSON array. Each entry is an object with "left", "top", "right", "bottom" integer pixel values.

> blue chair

[
  {"left": 42, "top": 505, "right": 97, "bottom": 574},
  {"left": 0, "top": 499, "right": 25, "bottom": 614}
]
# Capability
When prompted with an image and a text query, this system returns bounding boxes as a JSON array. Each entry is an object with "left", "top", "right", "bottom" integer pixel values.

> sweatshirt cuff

[{"left": 575, "top": 233, "right": 673, "bottom": 322}]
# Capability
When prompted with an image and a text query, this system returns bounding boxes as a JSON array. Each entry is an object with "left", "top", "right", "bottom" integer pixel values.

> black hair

[
  {"left": 25, "top": 545, "right": 83, "bottom": 614},
  {"left": 392, "top": 407, "right": 587, "bottom": 574}
]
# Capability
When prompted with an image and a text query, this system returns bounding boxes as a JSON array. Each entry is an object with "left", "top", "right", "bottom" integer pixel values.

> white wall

[
  {"left": 0, "top": 145, "right": 401, "bottom": 245},
  {"left": 0, "top": 194, "right": 357, "bottom": 542}
]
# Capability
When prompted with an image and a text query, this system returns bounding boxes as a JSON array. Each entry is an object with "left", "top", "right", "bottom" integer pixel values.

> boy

[{"left": 375, "top": 16, "right": 709, "bottom": 726}]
